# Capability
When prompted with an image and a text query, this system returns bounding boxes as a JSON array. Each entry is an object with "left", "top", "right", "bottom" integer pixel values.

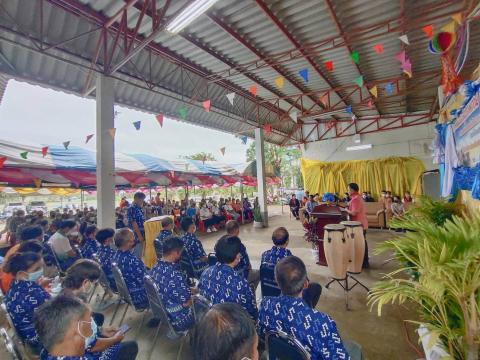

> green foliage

[
  {"left": 400, "top": 196, "right": 463, "bottom": 227},
  {"left": 185, "top": 152, "right": 216, "bottom": 161}
]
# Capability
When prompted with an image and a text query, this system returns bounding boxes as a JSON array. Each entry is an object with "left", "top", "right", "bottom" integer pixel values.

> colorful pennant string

[
  {"left": 85, "top": 134, "right": 94, "bottom": 144},
  {"left": 373, "top": 44, "right": 384, "bottom": 54},
  {"left": 422, "top": 24, "right": 433, "bottom": 38},
  {"left": 353, "top": 75, "right": 363, "bottom": 87},
  {"left": 351, "top": 51, "right": 359, "bottom": 64},
  {"left": 178, "top": 106, "right": 188, "bottom": 119},
  {"left": 452, "top": 13, "right": 462, "bottom": 25},
  {"left": 63, "top": 141, "right": 70, "bottom": 150},
  {"left": 324, "top": 61, "right": 333, "bottom": 71},
  {"left": 274, "top": 77, "right": 284, "bottom": 89},
  {"left": 226, "top": 92, "right": 235, "bottom": 105},
  {"left": 441, "top": 21, "right": 456, "bottom": 33},
  {"left": 299, "top": 69, "right": 309, "bottom": 82},
  {"left": 41, "top": 146, "right": 48, "bottom": 158},
  {"left": 395, "top": 50, "right": 406, "bottom": 63},
  {"left": 20, "top": 151, "right": 28, "bottom": 159},
  {"left": 133, "top": 121, "right": 141, "bottom": 130},
  {"left": 155, "top": 114, "right": 164, "bottom": 127},
  {"left": 369, "top": 86, "right": 378, "bottom": 98},
  {"left": 249, "top": 86, "right": 257, "bottom": 97}
]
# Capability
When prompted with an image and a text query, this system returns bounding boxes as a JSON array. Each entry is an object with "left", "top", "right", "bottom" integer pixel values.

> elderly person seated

[
  {"left": 304, "top": 195, "right": 317, "bottom": 218},
  {"left": 48, "top": 219, "right": 81, "bottom": 271},
  {"left": 243, "top": 198, "right": 253, "bottom": 220},
  {"left": 224, "top": 199, "right": 241, "bottom": 221},
  {"left": 199, "top": 201, "right": 217, "bottom": 233},
  {"left": 391, "top": 196, "right": 406, "bottom": 218}
]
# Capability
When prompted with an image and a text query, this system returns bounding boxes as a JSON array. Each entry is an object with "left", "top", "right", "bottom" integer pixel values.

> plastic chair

[
  {"left": 260, "top": 263, "right": 281, "bottom": 297},
  {"left": 90, "top": 253, "right": 117, "bottom": 304},
  {"left": 180, "top": 250, "right": 205, "bottom": 280},
  {"left": 0, "top": 304, "right": 38, "bottom": 359},
  {"left": 43, "top": 242, "right": 65, "bottom": 275},
  {"left": 0, "top": 328, "right": 21, "bottom": 360},
  {"left": 144, "top": 275, "right": 188, "bottom": 360},
  {"left": 266, "top": 330, "right": 311, "bottom": 360},
  {"left": 207, "top": 252, "right": 217, "bottom": 266},
  {"left": 153, "top": 238, "right": 162, "bottom": 259},
  {"left": 192, "top": 294, "right": 211, "bottom": 323}
]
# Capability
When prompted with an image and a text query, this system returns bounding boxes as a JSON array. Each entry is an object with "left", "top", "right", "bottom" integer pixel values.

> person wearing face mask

[
  {"left": 180, "top": 217, "right": 209, "bottom": 275},
  {"left": 199, "top": 235, "right": 258, "bottom": 320},
  {"left": 4, "top": 252, "right": 50, "bottom": 354},
  {"left": 150, "top": 236, "right": 196, "bottom": 332},
  {"left": 96, "top": 228, "right": 117, "bottom": 291},
  {"left": 49, "top": 219, "right": 80, "bottom": 271},
  {"left": 34, "top": 295, "right": 139, "bottom": 360}
]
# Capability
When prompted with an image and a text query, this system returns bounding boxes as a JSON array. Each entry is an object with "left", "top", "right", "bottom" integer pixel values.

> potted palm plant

[{"left": 253, "top": 206, "right": 263, "bottom": 228}]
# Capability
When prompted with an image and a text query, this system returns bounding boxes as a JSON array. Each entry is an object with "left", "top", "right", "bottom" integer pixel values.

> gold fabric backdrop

[{"left": 300, "top": 157, "right": 425, "bottom": 198}]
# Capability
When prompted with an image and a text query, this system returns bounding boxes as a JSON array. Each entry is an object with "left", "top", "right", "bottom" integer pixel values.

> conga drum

[
  {"left": 341, "top": 221, "right": 365, "bottom": 274},
  {"left": 323, "top": 224, "right": 349, "bottom": 280}
]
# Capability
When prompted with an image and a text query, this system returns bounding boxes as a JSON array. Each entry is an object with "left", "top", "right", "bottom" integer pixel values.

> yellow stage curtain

[{"left": 300, "top": 157, "right": 425, "bottom": 198}]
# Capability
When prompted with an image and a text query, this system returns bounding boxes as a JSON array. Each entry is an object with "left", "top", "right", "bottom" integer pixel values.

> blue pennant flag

[
  {"left": 299, "top": 68, "right": 309, "bottom": 82},
  {"left": 133, "top": 121, "right": 141, "bottom": 130},
  {"left": 345, "top": 105, "right": 353, "bottom": 114},
  {"left": 384, "top": 82, "right": 394, "bottom": 94},
  {"left": 241, "top": 136, "right": 248, "bottom": 144}
]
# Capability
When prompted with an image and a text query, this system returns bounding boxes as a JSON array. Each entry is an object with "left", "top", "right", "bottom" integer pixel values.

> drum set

[{"left": 323, "top": 221, "right": 369, "bottom": 309}]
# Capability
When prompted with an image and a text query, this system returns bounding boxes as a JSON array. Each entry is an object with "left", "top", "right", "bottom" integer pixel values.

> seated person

[
  {"left": 34, "top": 295, "right": 138, "bottom": 360},
  {"left": 289, "top": 194, "right": 300, "bottom": 220},
  {"left": 391, "top": 196, "right": 405, "bottom": 219},
  {"left": 192, "top": 303, "right": 259, "bottom": 360},
  {"left": 225, "top": 220, "right": 260, "bottom": 293},
  {"left": 210, "top": 202, "right": 226, "bottom": 226},
  {"left": 342, "top": 192, "right": 351, "bottom": 203},
  {"left": 96, "top": 228, "right": 117, "bottom": 291},
  {"left": 258, "top": 256, "right": 352, "bottom": 360},
  {"left": 261, "top": 227, "right": 321, "bottom": 308},
  {"left": 186, "top": 201, "right": 197, "bottom": 220},
  {"left": 112, "top": 228, "right": 149, "bottom": 310},
  {"left": 5, "top": 252, "right": 50, "bottom": 353},
  {"left": 232, "top": 199, "right": 242, "bottom": 214},
  {"left": 180, "top": 217, "right": 209, "bottom": 274},
  {"left": 305, "top": 195, "right": 317, "bottom": 217},
  {"left": 199, "top": 236, "right": 258, "bottom": 320},
  {"left": 48, "top": 219, "right": 80, "bottom": 270},
  {"left": 150, "top": 236, "right": 195, "bottom": 332},
  {"left": 301, "top": 195, "right": 308, "bottom": 207},
  {"left": 224, "top": 200, "right": 240, "bottom": 222},
  {"left": 80, "top": 224, "right": 98, "bottom": 259},
  {"left": 243, "top": 198, "right": 253, "bottom": 219},
  {"left": 155, "top": 217, "right": 174, "bottom": 257},
  {"left": 199, "top": 202, "right": 217, "bottom": 233},
  {"left": 403, "top": 191, "right": 413, "bottom": 203}
]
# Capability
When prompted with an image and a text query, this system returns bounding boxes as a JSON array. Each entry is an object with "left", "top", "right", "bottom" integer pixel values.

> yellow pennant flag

[
  {"left": 274, "top": 77, "right": 284, "bottom": 89},
  {"left": 452, "top": 13, "right": 462, "bottom": 25},
  {"left": 108, "top": 128, "right": 116, "bottom": 139},
  {"left": 369, "top": 85, "right": 378, "bottom": 98},
  {"left": 441, "top": 21, "right": 456, "bottom": 33}
]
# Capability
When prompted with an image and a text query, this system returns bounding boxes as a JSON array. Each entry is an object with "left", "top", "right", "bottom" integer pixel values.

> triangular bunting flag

[
  {"left": 155, "top": 114, "right": 164, "bottom": 127},
  {"left": 226, "top": 92, "right": 235, "bottom": 105},
  {"left": 20, "top": 151, "right": 28, "bottom": 159},
  {"left": 403, "top": 70, "right": 412, "bottom": 78},
  {"left": 399, "top": 34, "right": 410, "bottom": 45},
  {"left": 289, "top": 111, "right": 298, "bottom": 123},
  {"left": 41, "top": 146, "right": 48, "bottom": 158},
  {"left": 353, "top": 75, "right": 363, "bottom": 87},
  {"left": 34, "top": 179, "right": 41, "bottom": 188},
  {"left": 203, "top": 100, "right": 211, "bottom": 112},
  {"left": 241, "top": 136, "right": 248, "bottom": 145},
  {"left": 373, "top": 44, "right": 384, "bottom": 54},
  {"left": 178, "top": 106, "right": 188, "bottom": 119},
  {"left": 395, "top": 50, "right": 406, "bottom": 63},
  {"left": 63, "top": 141, "right": 70, "bottom": 150},
  {"left": 452, "top": 13, "right": 462, "bottom": 25},
  {"left": 0, "top": 156, "right": 6, "bottom": 168},
  {"left": 263, "top": 124, "right": 272, "bottom": 134},
  {"left": 299, "top": 68, "right": 309, "bottom": 82},
  {"left": 220, "top": 147, "right": 226, "bottom": 156},
  {"left": 384, "top": 82, "right": 394, "bottom": 94},
  {"left": 320, "top": 94, "right": 328, "bottom": 107},
  {"left": 367, "top": 100, "right": 374, "bottom": 108},
  {"left": 274, "top": 77, "right": 284, "bottom": 89},
  {"left": 369, "top": 86, "right": 378, "bottom": 98},
  {"left": 345, "top": 105, "right": 353, "bottom": 114},
  {"left": 249, "top": 86, "right": 257, "bottom": 97},
  {"left": 108, "top": 128, "right": 116, "bottom": 139},
  {"left": 86, "top": 134, "right": 94, "bottom": 144},
  {"left": 133, "top": 121, "right": 141, "bottom": 130},
  {"left": 326, "top": 121, "right": 335, "bottom": 130},
  {"left": 351, "top": 51, "right": 359, "bottom": 64},
  {"left": 401, "top": 58, "right": 412, "bottom": 75},
  {"left": 422, "top": 24, "right": 433, "bottom": 38},
  {"left": 441, "top": 21, "right": 456, "bottom": 34},
  {"left": 324, "top": 61, "right": 333, "bottom": 71}
]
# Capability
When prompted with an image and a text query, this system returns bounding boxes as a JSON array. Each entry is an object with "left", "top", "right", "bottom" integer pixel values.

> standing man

[
  {"left": 342, "top": 183, "right": 369, "bottom": 268},
  {"left": 127, "top": 192, "right": 146, "bottom": 259}
]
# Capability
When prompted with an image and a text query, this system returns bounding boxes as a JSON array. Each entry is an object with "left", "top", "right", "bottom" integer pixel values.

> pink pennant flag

[
  {"left": 401, "top": 58, "right": 412, "bottom": 74},
  {"left": 155, "top": 114, "right": 164, "bottom": 127},
  {"left": 249, "top": 86, "right": 257, "bottom": 97},
  {"left": 373, "top": 44, "right": 384, "bottom": 54},
  {"left": 422, "top": 24, "right": 433, "bottom": 38},
  {"left": 395, "top": 50, "right": 406, "bottom": 63},
  {"left": 41, "top": 146, "right": 48, "bottom": 158},
  {"left": 203, "top": 100, "right": 211, "bottom": 112},
  {"left": 220, "top": 147, "right": 226, "bottom": 156},
  {"left": 85, "top": 134, "right": 94, "bottom": 144},
  {"left": 263, "top": 124, "right": 272, "bottom": 134},
  {"left": 0, "top": 156, "right": 6, "bottom": 168},
  {"left": 367, "top": 100, "right": 374, "bottom": 108}
]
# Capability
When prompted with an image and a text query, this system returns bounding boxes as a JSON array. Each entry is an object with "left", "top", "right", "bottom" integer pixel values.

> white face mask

[{"left": 77, "top": 320, "right": 97, "bottom": 349}]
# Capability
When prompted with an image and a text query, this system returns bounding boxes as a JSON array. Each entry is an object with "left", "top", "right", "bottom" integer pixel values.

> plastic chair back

[
  {"left": 192, "top": 294, "right": 211, "bottom": 322},
  {"left": 43, "top": 242, "right": 64, "bottom": 274},
  {"left": 153, "top": 238, "right": 162, "bottom": 259},
  {"left": 111, "top": 263, "right": 133, "bottom": 306},
  {"left": 92, "top": 254, "right": 117, "bottom": 294},
  {"left": 207, "top": 252, "right": 217, "bottom": 266},
  {"left": 266, "top": 330, "right": 311, "bottom": 360},
  {"left": 0, "top": 328, "right": 21, "bottom": 360},
  {"left": 144, "top": 275, "right": 178, "bottom": 336},
  {"left": 260, "top": 263, "right": 281, "bottom": 297}
]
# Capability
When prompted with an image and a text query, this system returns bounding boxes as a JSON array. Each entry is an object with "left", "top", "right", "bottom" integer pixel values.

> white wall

[{"left": 302, "top": 123, "right": 437, "bottom": 170}]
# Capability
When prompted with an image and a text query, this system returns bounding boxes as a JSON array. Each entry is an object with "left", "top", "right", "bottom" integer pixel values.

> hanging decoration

[
  {"left": 20, "top": 151, "right": 28, "bottom": 159},
  {"left": 441, "top": 21, "right": 456, "bottom": 34},
  {"left": 289, "top": 110, "right": 298, "bottom": 123},
  {"left": 241, "top": 136, "right": 248, "bottom": 144},
  {"left": 0, "top": 156, "right": 6, "bottom": 168},
  {"left": 353, "top": 75, "right": 363, "bottom": 87},
  {"left": 178, "top": 106, "right": 188, "bottom": 119},
  {"left": 350, "top": 51, "right": 359, "bottom": 64},
  {"left": 108, "top": 128, "right": 116, "bottom": 139},
  {"left": 369, "top": 86, "right": 378, "bottom": 98},
  {"left": 320, "top": 94, "right": 328, "bottom": 107},
  {"left": 85, "top": 134, "right": 94, "bottom": 144},
  {"left": 324, "top": 61, "right": 333, "bottom": 71},
  {"left": 367, "top": 100, "right": 374, "bottom": 108},
  {"left": 249, "top": 86, "right": 257, "bottom": 96},
  {"left": 226, "top": 92, "right": 235, "bottom": 105},
  {"left": 345, "top": 105, "right": 353, "bottom": 114},
  {"left": 203, "top": 100, "right": 211, "bottom": 112},
  {"left": 133, "top": 121, "right": 141, "bottom": 130},
  {"left": 155, "top": 114, "right": 164, "bottom": 127},
  {"left": 263, "top": 124, "right": 272, "bottom": 134},
  {"left": 274, "top": 77, "right": 284, "bottom": 89},
  {"left": 41, "top": 146, "right": 48, "bottom": 158},
  {"left": 373, "top": 44, "right": 384, "bottom": 54},
  {"left": 63, "top": 141, "right": 70, "bottom": 150},
  {"left": 395, "top": 50, "right": 406, "bottom": 63},
  {"left": 399, "top": 34, "right": 410, "bottom": 45},
  {"left": 422, "top": 24, "right": 434, "bottom": 38},
  {"left": 299, "top": 68, "right": 309, "bottom": 82},
  {"left": 401, "top": 59, "right": 412, "bottom": 78},
  {"left": 384, "top": 83, "right": 394, "bottom": 94},
  {"left": 452, "top": 13, "right": 462, "bottom": 25},
  {"left": 220, "top": 147, "right": 226, "bottom": 156}
]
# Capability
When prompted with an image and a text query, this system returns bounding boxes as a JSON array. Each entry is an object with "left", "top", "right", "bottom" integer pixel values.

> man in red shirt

[{"left": 342, "top": 183, "right": 369, "bottom": 268}]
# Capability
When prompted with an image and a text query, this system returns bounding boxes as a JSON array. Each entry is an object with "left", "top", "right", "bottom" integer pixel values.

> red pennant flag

[
  {"left": 367, "top": 100, "right": 374, "bottom": 108},
  {"left": 0, "top": 156, "right": 6, "bottom": 168},
  {"left": 155, "top": 114, "right": 164, "bottom": 127},
  {"left": 320, "top": 94, "right": 329, "bottom": 107},
  {"left": 263, "top": 124, "right": 272, "bottom": 134},
  {"left": 41, "top": 146, "right": 48, "bottom": 158},
  {"left": 249, "top": 86, "right": 257, "bottom": 96},
  {"left": 373, "top": 44, "right": 384, "bottom": 54},
  {"left": 324, "top": 61, "right": 333, "bottom": 71},
  {"left": 326, "top": 121, "right": 335, "bottom": 130},
  {"left": 422, "top": 24, "right": 433, "bottom": 38},
  {"left": 85, "top": 134, "right": 94, "bottom": 144},
  {"left": 203, "top": 100, "right": 211, "bottom": 112}
]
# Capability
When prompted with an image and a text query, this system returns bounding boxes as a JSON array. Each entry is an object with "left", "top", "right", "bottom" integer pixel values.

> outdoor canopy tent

[{"left": 0, "top": 140, "right": 278, "bottom": 189}]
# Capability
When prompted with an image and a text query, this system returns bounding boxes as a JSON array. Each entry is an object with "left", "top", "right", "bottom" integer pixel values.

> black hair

[
  {"left": 62, "top": 259, "right": 101, "bottom": 290},
  {"left": 161, "top": 217, "right": 173, "bottom": 228},
  {"left": 34, "top": 295, "right": 89, "bottom": 352},
  {"left": 38, "top": 219, "right": 49, "bottom": 227},
  {"left": 133, "top": 192, "right": 146, "bottom": 200},
  {"left": 214, "top": 235, "right": 241, "bottom": 264},
  {"left": 114, "top": 228, "right": 133, "bottom": 248},
  {"left": 4, "top": 252, "right": 42, "bottom": 275},
  {"left": 18, "top": 240, "right": 44, "bottom": 254},
  {"left": 348, "top": 183, "right": 359, "bottom": 192},
  {"left": 225, "top": 220, "right": 240, "bottom": 235},
  {"left": 84, "top": 225, "right": 97, "bottom": 237},
  {"left": 181, "top": 217, "right": 195, "bottom": 232},
  {"left": 275, "top": 256, "right": 307, "bottom": 296},
  {"left": 271, "top": 227, "right": 289, "bottom": 246},
  {"left": 192, "top": 303, "right": 257, "bottom": 360},
  {"left": 59, "top": 220, "right": 76, "bottom": 230},
  {"left": 20, "top": 225, "right": 43, "bottom": 241},
  {"left": 162, "top": 236, "right": 184, "bottom": 255},
  {"left": 95, "top": 228, "right": 115, "bottom": 244}
]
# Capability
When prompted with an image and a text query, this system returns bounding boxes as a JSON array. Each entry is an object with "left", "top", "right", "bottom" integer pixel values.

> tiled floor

[{"left": 0, "top": 206, "right": 421, "bottom": 359}]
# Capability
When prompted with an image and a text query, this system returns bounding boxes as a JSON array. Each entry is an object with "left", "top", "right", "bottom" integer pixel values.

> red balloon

[{"left": 437, "top": 32, "right": 453, "bottom": 52}]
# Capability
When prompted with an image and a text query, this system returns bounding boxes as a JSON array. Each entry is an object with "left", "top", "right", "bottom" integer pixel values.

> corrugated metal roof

[{"left": 0, "top": 0, "right": 478, "bottom": 145}]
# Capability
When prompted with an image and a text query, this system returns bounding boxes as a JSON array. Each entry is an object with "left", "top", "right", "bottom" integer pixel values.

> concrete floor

[{"left": 0, "top": 206, "right": 422, "bottom": 360}]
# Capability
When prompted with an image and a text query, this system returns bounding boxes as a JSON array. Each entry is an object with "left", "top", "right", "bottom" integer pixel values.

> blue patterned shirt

[
  {"left": 261, "top": 246, "right": 293, "bottom": 266},
  {"left": 40, "top": 352, "right": 95, "bottom": 360},
  {"left": 181, "top": 232, "right": 208, "bottom": 271},
  {"left": 155, "top": 229, "right": 172, "bottom": 255},
  {"left": 5, "top": 279, "right": 51, "bottom": 346},
  {"left": 258, "top": 296, "right": 350, "bottom": 360},
  {"left": 97, "top": 245, "right": 117, "bottom": 291},
  {"left": 199, "top": 263, "right": 257, "bottom": 320},
  {"left": 150, "top": 260, "right": 194, "bottom": 332},
  {"left": 234, "top": 242, "right": 251, "bottom": 278},
  {"left": 112, "top": 249, "right": 148, "bottom": 309},
  {"left": 127, "top": 203, "right": 145, "bottom": 243},
  {"left": 81, "top": 238, "right": 99, "bottom": 259}
]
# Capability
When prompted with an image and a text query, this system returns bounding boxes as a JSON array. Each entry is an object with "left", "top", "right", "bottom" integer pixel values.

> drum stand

[{"left": 325, "top": 272, "right": 370, "bottom": 310}]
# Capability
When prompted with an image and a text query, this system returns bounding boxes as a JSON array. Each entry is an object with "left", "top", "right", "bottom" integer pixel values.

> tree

[{"left": 185, "top": 152, "right": 216, "bottom": 162}]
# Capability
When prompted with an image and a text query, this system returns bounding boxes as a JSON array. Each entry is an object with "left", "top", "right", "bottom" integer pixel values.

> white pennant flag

[
  {"left": 289, "top": 110, "right": 298, "bottom": 123},
  {"left": 399, "top": 34, "right": 410, "bottom": 45},
  {"left": 226, "top": 92, "right": 235, "bottom": 105}
]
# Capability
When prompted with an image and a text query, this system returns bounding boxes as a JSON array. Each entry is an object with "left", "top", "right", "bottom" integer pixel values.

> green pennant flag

[
  {"left": 353, "top": 75, "right": 363, "bottom": 87},
  {"left": 351, "top": 51, "right": 359, "bottom": 64},
  {"left": 20, "top": 151, "right": 28, "bottom": 159},
  {"left": 178, "top": 106, "right": 188, "bottom": 120}
]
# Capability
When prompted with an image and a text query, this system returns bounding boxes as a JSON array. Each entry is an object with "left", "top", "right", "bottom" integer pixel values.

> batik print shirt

[
  {"left": 81, "top": 238, "right": 99, "bottom": 259},
  {"left": 112, "top": 249, "right": 148, "bottom": 309},
  {"left": 5, "top": 279, "right": 51, "bottom": 346},
  {"left": 127, "top": 203, "right": 145, "bottom": 243},
  {"left": 40, "top": 352, "right": 96, "bottom": 360},
  {"left": 258, "top": 296, "right": 350, "bottom": 360},
  {"left": 181, "top": 232, "right": 208, "bottom": 271},
  {"left": 155, "top": 229, "right": 172, "bottom": 255},
  {"left": 199, "top": 263, "right": 258, "bottom": 320},
  {"left": 261, "top": 246, "right": 293, "bottom": 266},
  {"left": 97, "top": 245, "right": 116, "bottom": 291},
  {"left": 234, "top": 242, "right": 251, "bottom": 278},
  {"left": 150, "top": 260, "right": 194, "bottom": 332}
]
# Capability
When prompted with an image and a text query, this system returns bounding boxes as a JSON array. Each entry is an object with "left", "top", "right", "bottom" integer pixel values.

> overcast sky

[{"left": 0, "top": 80, "right": 250, "bottom": 164}]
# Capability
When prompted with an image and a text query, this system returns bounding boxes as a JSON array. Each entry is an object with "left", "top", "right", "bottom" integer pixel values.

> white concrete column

[
  {"left": 255, "top": 127, "right": 268, "bottom": 227},
  {"left": 96, "top": 75, "right": 115, "bottom": 229}
]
